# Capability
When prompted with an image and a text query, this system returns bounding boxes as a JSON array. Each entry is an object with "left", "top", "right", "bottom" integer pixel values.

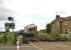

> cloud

[
  {"left": 0, "top": 0, "right": 14, "bottom": 31},
  {"left": 0, "top": 7, "right": 13, "bottom": 21},
  {"left": 0, "top": 0, "right": 13, "bottom": 21},
  {"left": 0, "top": 0, "right": 3, "bottom": 4}
]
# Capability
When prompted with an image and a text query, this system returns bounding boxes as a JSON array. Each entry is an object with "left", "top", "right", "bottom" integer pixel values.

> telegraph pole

[{"left": 12, "top": 16, "right": 14, "bottom": 44}]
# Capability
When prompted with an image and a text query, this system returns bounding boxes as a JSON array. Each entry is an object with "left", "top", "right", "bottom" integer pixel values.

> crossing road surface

[
  {"left": 0, "top": 44, "right": 39, "bottom": 50},
  {"left": 30, "top": 42, "right": 71, "bottom": 50},
  {"left": 0, "top": 42, "right": 71, "bottom": 50},
  {"left": 0, "top": 46, "right": 16, "bottom": 50}
]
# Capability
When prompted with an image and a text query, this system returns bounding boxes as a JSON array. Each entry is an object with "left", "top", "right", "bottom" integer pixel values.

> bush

[
  {"left": 47, "top": 34, "right": 57, "bottom": 41},
  {"left": 7, "top": 32, "right": 14, "bottom": 44},
  {"left": 0, "top": 36, "right": 4, "bottom": 43},
  {"left": 57, "top": 34, "right": 67, "bottom": 41},
  {"left": 0, "top": 33, "right": 4, "bottom": 44},
  {"left": 37, "top": 31, "right": 70, "bottom": 41},
  {"left": 38, "top": 32, "right": 57, "bottom": 41},
  {"left": 37, "top": 32, "right": 48, "bottom": 41}
]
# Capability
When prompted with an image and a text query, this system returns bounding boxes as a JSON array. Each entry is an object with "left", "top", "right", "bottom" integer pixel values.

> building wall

[
  {"left": 51, "top": 15, "right": 71, "bottom": 34},
  {"left": 51, "top": 21, "right": 60, "bottom": 34},
  {"left": 63, "top": 20, "right": 71, "bottom": 34},
  {"left": 51, "top": 15, "right": 61, "bottom": 34},
  {"left": 24, "top": 24, "right": 37, "bottom": 34}
]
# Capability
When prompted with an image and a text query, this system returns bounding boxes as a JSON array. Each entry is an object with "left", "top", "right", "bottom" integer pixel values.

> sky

[{"left": 0, "top": 0, "right": 71, "bottom": 31}]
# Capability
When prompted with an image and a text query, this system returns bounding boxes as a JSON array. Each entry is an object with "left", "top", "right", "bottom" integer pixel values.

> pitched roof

[
  {"left": 51, "top": 16, "right": 71, "bottom": 24},
  {"left": 24, "top": 24, "right": 37, "bottom": 29},
  {"left": 64, "top": 16, "right": 71, "bottom": 21}
]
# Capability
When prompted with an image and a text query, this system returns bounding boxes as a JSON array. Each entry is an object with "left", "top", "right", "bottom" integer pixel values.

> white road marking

[{"left": 16, "top": 38, "right": 20, "bottom": 50}]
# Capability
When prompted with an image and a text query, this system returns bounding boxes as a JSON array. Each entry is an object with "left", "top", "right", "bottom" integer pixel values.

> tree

[
  {"left": 40, "top": 29, "right": 46, "bottom": 33},
  {"left": 46, "top": 23, "right": 51, "bottom": 33}
]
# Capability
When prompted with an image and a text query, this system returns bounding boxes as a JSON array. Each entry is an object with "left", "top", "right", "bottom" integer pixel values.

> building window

[{"left": 65, "top": 30, "right": 68, "bottom": 34}]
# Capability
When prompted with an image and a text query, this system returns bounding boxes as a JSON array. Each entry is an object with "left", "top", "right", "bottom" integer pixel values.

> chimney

[{"left": 56, "top": 15, "right": 60, "bottom": 19}]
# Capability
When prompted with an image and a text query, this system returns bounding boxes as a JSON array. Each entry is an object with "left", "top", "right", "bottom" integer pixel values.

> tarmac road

[
  {"left": 0, "top": 44, "right": 39, "bottom": 50},
  {"left": 0, "top": 46, "right": 16, "bottom": 50},
  {"left": 30, "top": 42, "right": 71, "bottom": 50},
  {"left": 0, "top": 42, "right": 71, "bottom": 50}
]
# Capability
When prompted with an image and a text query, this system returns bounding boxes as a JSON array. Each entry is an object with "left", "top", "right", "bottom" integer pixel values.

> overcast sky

[{"left": 0, "top": 0, "right": 71, "bottom": 31}]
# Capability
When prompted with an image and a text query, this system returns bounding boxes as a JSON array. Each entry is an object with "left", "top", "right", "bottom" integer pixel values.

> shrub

[
  {"left": 57, "top": 34, "right": 67, "bottom": 41},
  {"left": 47, "top": 34, "right": 57, "bottom": 41},
  {"left": 7, "top": 32, "right": 14, "bottom": 44},
  {"left": 37, "top": 32, "right": 48, "bottom": 41},
  {"left": 0, "top": 34, "right": 4, "bottom": 43}
]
